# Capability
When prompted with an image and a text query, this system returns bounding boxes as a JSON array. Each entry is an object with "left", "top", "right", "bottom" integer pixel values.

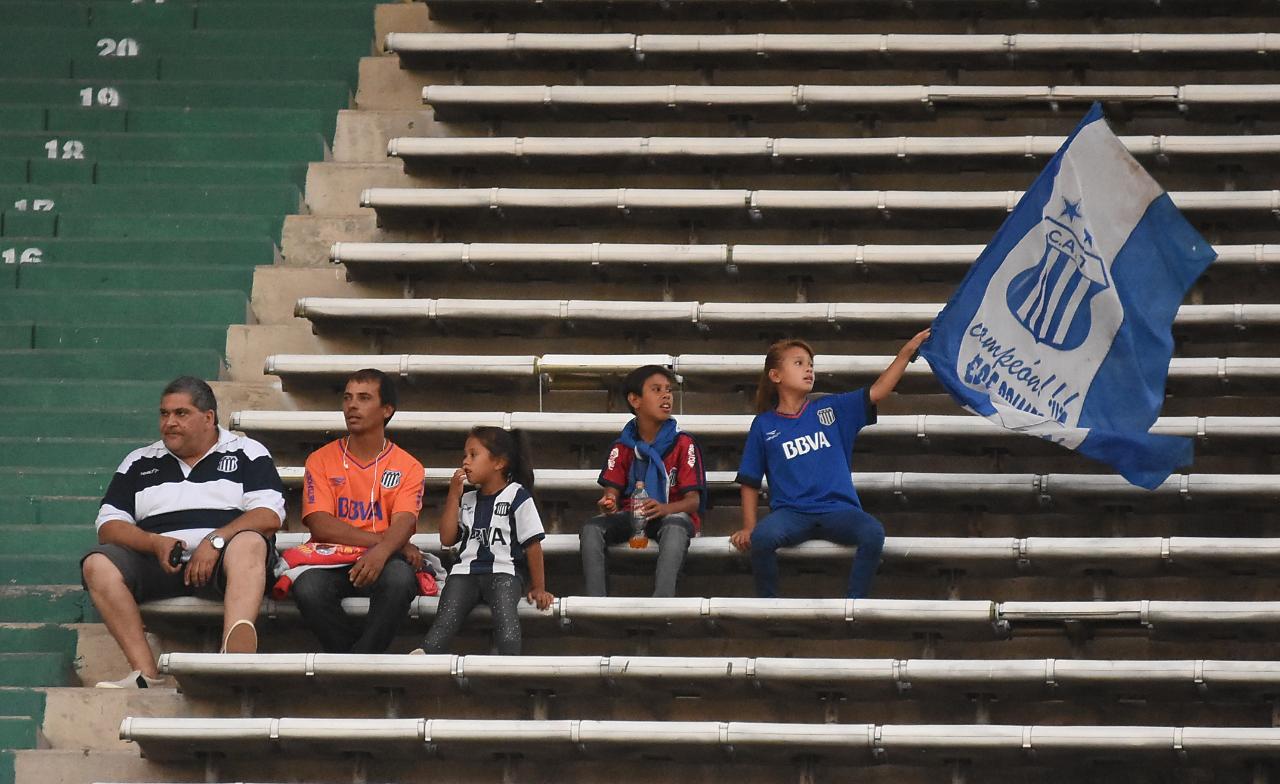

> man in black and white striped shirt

[{"left": 81, "top": 377, "right": 286, "bottom": 688}]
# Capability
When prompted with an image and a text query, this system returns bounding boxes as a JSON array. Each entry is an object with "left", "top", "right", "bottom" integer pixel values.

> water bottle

[{"left": 629, "top": 481, "right": 650, "bottom": 549}]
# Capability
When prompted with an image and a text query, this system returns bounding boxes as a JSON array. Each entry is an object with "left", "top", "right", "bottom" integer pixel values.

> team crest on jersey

[
  {"left": 494, "top": 501, "right": 512, "bottom": 516},
  {"left": 217, "top": 455, "right": 238, "bottom": 473},
  {"left": 817, "top": 407, "right": 835, "bottom": 427},
  {"left": 380, "top": 470, "right": 401, "bottom": 489}
]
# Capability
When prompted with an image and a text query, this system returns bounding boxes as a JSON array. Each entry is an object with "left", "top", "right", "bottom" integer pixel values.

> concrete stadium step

[
  {"left": 0, "top": 626, "right": 77, "bottom": 661},
  {"left": 1, "top": 556, "right": 91, "bottom": 586},
  {"left": 415, "top": 0, "right": 1279, "bottom": 17},
  {"left": 0, "top": 528, "right": 96, "bottom": 556},
  {"left": 0, "top": 324, "right": 33, "bottom": 349},
  {"left": 273, "top": 465, "right": 1280, "bottom": 510},
  {"left": 0, "top": 654, "right": 69, "bottom": 688},
  {"left": 0, "top": 349, "right": 222, "bottom": 381},
  {"left": 0, "top": 438, "right": 147, "bottom": 469},
  {"left": 40, "top": 107, "right": 337, "bottom": 137},
  {"left": 32, "top": 324, "right": 230, "bottom": 352},
  {"left": 386, "top": 31, "right": 1280, "bottom": 67},
  {"left": 0, "top": 497, "right": 99, "bottom": 526},
  {"left": 0, "top": 470, "right": 112, "bottom": 498},
  {"left": 159, "top": 652, "right": 1280, "bottom": 704},
  {"left": 422, "top": 83, "right": 1280, "bottom": 120},
  {"left": 0, "top": 291, "right": 245, "bottom": 325},
  {"left": 262, "top": 530, "right": 1280, "bottom": 579},
  {"left": 0, "top": 587, "right": 94, "bottom": 624},
  {"left": 113, "top": 715, "right": 1280, "bottom": 765},
  {"left": 291, "top": 297, "right": 1280, "bottom": 335},
  {"left": 0, "top": 716, "right": 37, "bottom": 749},
  {"left": 359, "top": 186, "right": 1280, "bottom": 222},
  {"left": 0, "top": 0, "right": 380, "bottom": 30},
  {"left": 386, "top": 133, "right": 1280, "bottom": 172},
  {"left": 155, "top": 57, "right": 360, "bottom": 85},
  {"left": 0, "top": 690, "right": 43, "bottom": 749},
  {"left": 0, "top": 238, "right": 274, "bottom": 266},
  {"left": 5, "top": 160, "right": 309, "bottom": 187},
  {"left": 18, "top": 265, "right": 253, "bottom": 293},
  {"left": 0, "top": 185, "right": 301, "bottom": 216},
  {"left": 262, "top": 352, "right": 1280, "bottom": 390},
  {"left": 328, "top": 241, "right": 1280, "bottom": 275},
  {"left": 0, "top": 411, "right": 155, "bottom": 439},
  {"left": 29, "top": 213, "right": 281, "bottom": 239},
  {"left": 0, "top": 132, "right": 327, "bottom": 163},
  {"left": 21, "top": 53, "right": 362, "bottom": 85},
  {"left": 0, "top": 379, "right": 157, "bottom": 410},
  {"left": 196, "top": 3, "right": 376, "bottom": 30},
  {"left": 0, "top": 79, "right": 349, "bottom": 111},
  {"left": 0, "top": 30, "right": 372, "bottom": 60},
  {"left": 139, "top": 596, "right": 1280, "bottom": 641}
]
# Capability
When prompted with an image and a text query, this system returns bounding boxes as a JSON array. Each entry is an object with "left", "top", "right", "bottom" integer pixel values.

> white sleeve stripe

[
  {"left": 243, "top": 489, "right": 286, "bottom": 524},
  {"left": 95, "top": 504, "right": 136, "bottom": 529}
]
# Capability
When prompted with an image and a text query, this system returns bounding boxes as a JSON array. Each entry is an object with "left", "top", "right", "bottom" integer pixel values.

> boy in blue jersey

[{"left": 731, "top": 331, "right": 930, "bottom": 598}]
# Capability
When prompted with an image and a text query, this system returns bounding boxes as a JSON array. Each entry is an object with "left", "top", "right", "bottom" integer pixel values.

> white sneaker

[
  {"left": 221, "top": 620, "right": 257, "bottom": 654},
  {"left": 95, "top": 670, "right": 165, "bottom": 689}
]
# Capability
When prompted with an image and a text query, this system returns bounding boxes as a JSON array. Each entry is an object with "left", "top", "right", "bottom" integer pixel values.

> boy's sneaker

[
  {"left": 95, "top": 670, "right": 165, "bottom": 689},
  {"left": 221, "top": 620, "right": 257, "bottom": 654}
]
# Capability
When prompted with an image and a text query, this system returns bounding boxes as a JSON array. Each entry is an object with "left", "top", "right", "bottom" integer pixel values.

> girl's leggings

[
  {"left": 749, "top": 507, "right": 886, "bottom": 599},
  {"left": 420, "top": 572, "right": 524, "bottom": 655}
]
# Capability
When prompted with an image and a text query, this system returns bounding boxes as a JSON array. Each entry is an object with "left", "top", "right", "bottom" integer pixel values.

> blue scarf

[{"left": 618, "top": 417, "right": 680, "bottom": 505}]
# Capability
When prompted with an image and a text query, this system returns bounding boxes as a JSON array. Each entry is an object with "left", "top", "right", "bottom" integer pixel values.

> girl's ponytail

[{"left": 754, "top": 338, "right": 815, "bottom": 413}]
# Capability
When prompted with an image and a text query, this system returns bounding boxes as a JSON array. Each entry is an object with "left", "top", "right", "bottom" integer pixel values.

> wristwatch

[{"left": 206, "top": 533, "right": 226, "bottom": 550}]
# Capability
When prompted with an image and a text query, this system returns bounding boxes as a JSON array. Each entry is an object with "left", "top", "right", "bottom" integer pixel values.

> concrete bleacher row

[
  {"left": 114, "top": 716, "right": 1280, "bottom": 763},
  {"left": 387, "top": 134, "right": 1280, "bottom": 163},
  {"left": 263, "top": 352, "right": 1280, "bottom": 385},
  {"left": 156, "top": 652, "right": 1280, "bottom": 698},
  {"left": 290, "top": 299, "right": 1280, "bottom": 329},
  {"left": 386, "top": 32, "right": 1280, "bottom": 61},
  {"left": 266, "top": 531, "right": 1280, "bottom": 575},
  {"left": 329, "top": 241, "right": 1280, "bottom": 271},
  {"left": 421, "top": 84, "right": 1280, "bottom": 116},
  {"left": 236, "top": 411, "right": 1280, "bottom": 443},
  {"left": 359, "top": 186, "right": 1280, "bottom": 216},
  {"left": 137, "top": 595, "right": 1280, "bottom": 640}
]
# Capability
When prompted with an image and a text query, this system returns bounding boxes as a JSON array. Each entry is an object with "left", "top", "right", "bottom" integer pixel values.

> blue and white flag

[{"left": 918, "top": 103, "right": 1216, "bottom": 489}]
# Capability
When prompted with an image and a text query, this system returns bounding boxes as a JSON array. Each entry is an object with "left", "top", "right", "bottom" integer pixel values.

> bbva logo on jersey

[
  {"left": 380, "top": 470, "right": 401, "bottom": 489},
  {"left": 817, "top": 407, "right": 835, "bottom": 427},
  {"left": 217, "top": 455, "right": 238, "bottom": 473},
  {"left": 781, "top": 431, "right": 832, "bottom": 460}
]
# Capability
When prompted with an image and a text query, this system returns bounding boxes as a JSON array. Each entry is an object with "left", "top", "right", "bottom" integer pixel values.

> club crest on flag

[
  {"left": 817, "top": 407, "right": 835, "bottom": 427},
  {"left": 380, "top": 470, "right": 401, "bottom": 489},
  {"left": 918, "top": 103, "right": 1217, "bottom": 490},
  {"left": 1006, "top": 209, "right": 1111, "bottom": 351}
]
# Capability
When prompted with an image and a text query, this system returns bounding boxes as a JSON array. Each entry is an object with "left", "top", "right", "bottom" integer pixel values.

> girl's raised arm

[{"left": 870, "top": 328, "right": 931, "bottom": 404}]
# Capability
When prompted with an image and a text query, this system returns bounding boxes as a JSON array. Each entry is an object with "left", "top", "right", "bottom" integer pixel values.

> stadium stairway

[
  {"left": 9, "top": 0, "right": 1280, "bottom": 783},
  {"left": 0, "top": 1, "right": 387, "bottom": 782}
]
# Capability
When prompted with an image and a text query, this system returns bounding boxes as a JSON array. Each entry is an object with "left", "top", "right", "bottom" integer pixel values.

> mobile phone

[{"left": 168, "top": 541, "right": 185, "bottom": 568}]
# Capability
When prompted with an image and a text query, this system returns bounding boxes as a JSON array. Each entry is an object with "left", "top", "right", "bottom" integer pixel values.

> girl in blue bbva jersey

[{"left": 731, "top": 330, "right": 930, "bottom": 598}]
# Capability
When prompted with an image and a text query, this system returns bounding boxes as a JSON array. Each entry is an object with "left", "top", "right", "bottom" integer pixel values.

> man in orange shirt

[{"left": 294, "top": 369, "right": 425, "bottom": 653}]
